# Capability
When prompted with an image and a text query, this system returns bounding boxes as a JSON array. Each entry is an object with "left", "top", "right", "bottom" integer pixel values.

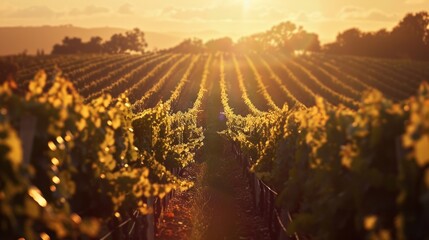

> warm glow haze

[{"left": 0, "top": 0, "right": 428, "bottom": 42}]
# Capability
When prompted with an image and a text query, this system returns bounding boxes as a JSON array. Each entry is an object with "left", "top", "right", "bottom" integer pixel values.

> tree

[
  {"left": 51, "top": 28, "right": 148, "bottom": 55},
  {"left": 85, "top": 36, "right": 103, "bottom": 54},
  {"left": 323, "top": 11, "right": 429, "bottom": 60},
  {"left": 235, "top": 21, "right": 320, "bottom": 54},
  {"left": 268, "top": 21, "right": 298, "bottom": 51},
  {"left": 289, "top": 31, "right": 321, "bottom": 52},
  {"left": 363, "top": 29, "right": 393, "bottom": 57},
  {"left": 391, "top": 11, "right": 429, "bottom": 59},
  {"left": 52, "top": 37, "right": 85, "bottom": 54},
  {"left": 205, "top": 37, "right": 234, "bottom": 52},
  {"left": 236, "top": 34, "right": 267, "bottom": 53},
  {"left": 103, "top": 34, "right": 124, "bottom": 53},
  {"left": 125, "top": 28, "right": 148, "bottom": 53},
  {"left": 337, "top": 28, "right": 362, "bottom": 54},
  {"left": 104, "top": 28, "right": 148, "bottom": 54},
  {"left": 167, "top": 38, "right": 205, "bottom": 53}
]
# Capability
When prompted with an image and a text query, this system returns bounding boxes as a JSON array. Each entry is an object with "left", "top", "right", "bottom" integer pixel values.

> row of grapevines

[
  {"left": 341, "top": 55, "right": 415, "bottom": 96},
  {"left": 296, "top": 57, "right": 361, "bottom": 100},
  {"left": 0, "top": 69, "right": 202, "bottom": 238},
  {"left": 125, "top": 54, "right": 181, "bottom": 104},
  {"left": 191, "top": 54, "right": 212, "bottom": 111},
  {"left": 83, "top": 53, "right": 171, "bottom": 99},
  {"left": 379, "top": 58, "right": 429, "bottom": 84},
  {"left": 219, "top": 53, "right": 278, "bottom": 152},
  {"left": 316, "top": 54, "right": 408, "bottom": 100},
  {"left": 264, "top": 54, "right": 317, "bottom": 106},
  {"left": 244, "top": 55, "right": 281, "bottom": 111},
  {"left": 95, "top": 54, "right": 179, "bottom": 101},
  {"left": 69, "top": 54, "right": 144, "bottom": 89},
  {"left": 345, "top": 55, "right": 422, "bottom": 90},
  {"left": 132, "top": 53, "right": 207, "bottom": 169},
  {"left": 165, "top": 55, "right": 201, "bottom": 107},
  {"left": 222, "top": 76, "right": 429, "bottom": 239},
  {"left": 132, "top": 54, "right": 194, "bottom": 109},
  {"left": 256, "top": 56, "right": 302, "bottom": 107},
  {"left": 282, "top": 56, "right": 358, "bottom": 109},
  {"left": 47, "top": 55, "right": 128, "bottom": 84},
  {"left": 305, "top": 55, "right": 370, "bottom": 92},
  {"left": 15, "top": 55, "right": 105, "bottom": 84},
  {"left": 231, "top": 54, "right": 263, "bottom": 115}
]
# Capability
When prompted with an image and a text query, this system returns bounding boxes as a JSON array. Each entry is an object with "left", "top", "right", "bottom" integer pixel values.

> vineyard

[{"left": 1, "top": 52, "right": 429, "bottom": 239}]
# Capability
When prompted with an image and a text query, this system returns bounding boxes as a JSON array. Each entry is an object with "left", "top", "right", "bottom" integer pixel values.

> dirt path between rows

[{"left": 157, "top": 66, "right": 270, "bottom": 239}]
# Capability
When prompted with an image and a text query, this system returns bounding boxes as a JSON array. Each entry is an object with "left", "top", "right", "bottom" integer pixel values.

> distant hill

[
  {"left": 169, "top": 30, "right": 225, "bottom": 41},
  {"left": 0, "top": 25, "right": 183, "bottom": 55}
]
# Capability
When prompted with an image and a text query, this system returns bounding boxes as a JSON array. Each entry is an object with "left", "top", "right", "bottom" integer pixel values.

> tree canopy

[
  {"left": 164, "top": 38, "right": 205, "bottom": 53},
  {"left": 205, "top": 37, "right": 234, "bottom": 52},
  {"left": 236, "top": 22, "right": 321, "bottom": 54},
  {"left": 166, "top": 22, "right": 320, "bottom": 54},
  {"left": 52, "top": 28, "right": 148, "bottom": 55},
  {"left": 324, "top": 11, "right": 429, "bottom": 60}
]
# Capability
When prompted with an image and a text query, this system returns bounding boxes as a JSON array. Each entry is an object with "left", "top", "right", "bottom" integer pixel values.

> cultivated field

[
  {"left": 9, "top": 53, "right": 429, "bottom": 107},
  {"left": 2, "top": 53, "right": 429, "bottom": 239}
]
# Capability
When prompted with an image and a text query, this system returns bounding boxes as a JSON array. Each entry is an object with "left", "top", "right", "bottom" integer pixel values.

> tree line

[
  {"left": 50, "top": 11, "right": 429, "bottom": 61},
  {"left": 52, "top": 28, "right": 147, "bottom": 54},
  {"left": 164, "top": 21, "right": 320, "bottom": 54},
  {"left": 324, "top": 11, "right": 429, "bottom": 60},
  {"left": 166, "top": 11, "right": 429, "bottom": 61}
]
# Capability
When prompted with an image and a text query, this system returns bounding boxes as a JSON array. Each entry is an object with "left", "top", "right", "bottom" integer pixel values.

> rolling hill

[{"left": 0, "top": 25, "right": 183, "bottom": 55}]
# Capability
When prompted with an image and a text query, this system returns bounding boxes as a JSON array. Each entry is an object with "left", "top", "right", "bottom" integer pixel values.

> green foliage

[
  {"left": 222, "top": 68, "right": 429, "bottom": 239},
  {"left": 52, "top": 28, "right": 148, "bottom": 55},
  {"left": 166, "top": 38, "right": 205, "bottom": 54},
  {"left": 104, "top": 28, "right": 148, "bottom": 54},
  {"left": 205, "top": 37, "right": 234, "bottom": 52},
  {"left": 324, "top": 11, "right": 429, "bottom": 60},
  {"left": 0, "top": 70, "right": 202, "bottom": 238},
  {"left": 236, "top": 21, "right": 321, "bottom": 54}
]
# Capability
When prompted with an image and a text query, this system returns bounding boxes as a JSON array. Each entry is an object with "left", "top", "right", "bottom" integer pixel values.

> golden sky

[{"left": 0, "top": 0, "right": 428, "bottom": 42}]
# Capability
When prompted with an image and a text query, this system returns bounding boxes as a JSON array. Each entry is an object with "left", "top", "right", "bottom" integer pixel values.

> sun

[{"left": 243, "top": 0, "right": 251, "bottom": 11}]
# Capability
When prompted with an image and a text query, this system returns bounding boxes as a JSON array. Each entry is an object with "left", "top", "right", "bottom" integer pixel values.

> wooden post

[
  {"left": 254, "top": 175, "right": 261, "bottom": 210},
  {"left": 395, "top": 136, "right": 405, "bottom": 169},
  {"left": 146, "top": 197, "right": 155, "bottom": 240},
  {"left": 19, "top": 115, "right": 37, "bottom": 165},
  {"left": 278, "top": 209, "right": 290, "bottom": 240},
  {"left": 268, "top": 192, "right": 274, "bottom": 237}
]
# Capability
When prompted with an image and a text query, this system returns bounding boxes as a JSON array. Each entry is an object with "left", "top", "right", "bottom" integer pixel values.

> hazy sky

[{"left": 0, "top": 0, "right": 428, "bottom": 42}]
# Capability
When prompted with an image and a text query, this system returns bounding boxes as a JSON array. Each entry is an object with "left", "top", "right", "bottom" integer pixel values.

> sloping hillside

[{"left": 0, "top": 25, "right": 182, "bottom": 55}]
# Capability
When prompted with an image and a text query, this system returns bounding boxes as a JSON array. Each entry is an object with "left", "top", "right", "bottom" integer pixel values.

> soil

[
  {"left": 156, "top": 146, "right": 271, "bottom": 240},
  {"left": 156, "top": 60, "right": 271, "bottom": 239},
  {"left": 156, "top": 163, "right": 201, "bottom": 240}
]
